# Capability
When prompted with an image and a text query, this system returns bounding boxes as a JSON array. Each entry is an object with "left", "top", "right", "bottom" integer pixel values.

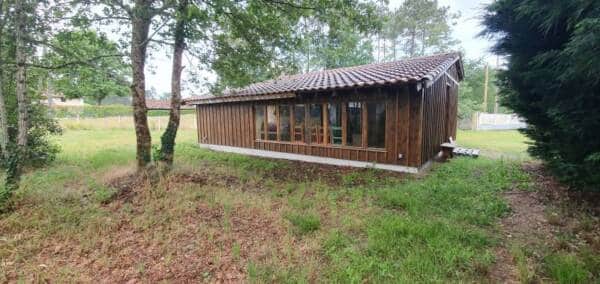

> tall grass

[
  {"left": 59, "top": 114, "right": 197, "bottom": 131},
  {"left": 322, "top": 158, "right": 530, "bottom": 282}
]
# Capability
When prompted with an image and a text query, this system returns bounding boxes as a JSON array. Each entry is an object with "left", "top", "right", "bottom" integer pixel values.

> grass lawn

[
  {"left": 457, "top": 129, "right": 531, "bottom": 160},
  {"left": 0, "top": 128, "right": 597, "bottom": 282}
]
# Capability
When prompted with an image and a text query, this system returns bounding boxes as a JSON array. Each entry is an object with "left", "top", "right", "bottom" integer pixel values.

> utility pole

[
  {"left": 494, "top": 56, "right": 499, "bottom": 113},
  {"left": 483, "top": 64, "right": 489, "bottom": 113}
]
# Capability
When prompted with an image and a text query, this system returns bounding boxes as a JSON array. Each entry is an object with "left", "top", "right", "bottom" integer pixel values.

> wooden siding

[
  {"left": 420, "top": 64, "right": 460, "bottom": 164},
  {"left": 196, "top": 103, "right": 254, "bottom": 148},
  {"left": 193, "top": 61, "right": 461, "bottom": 170}
]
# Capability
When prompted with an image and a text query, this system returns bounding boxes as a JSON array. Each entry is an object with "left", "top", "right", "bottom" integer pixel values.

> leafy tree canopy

[{"left": 44, "top": 30, "right": 129, "bottom": 105}]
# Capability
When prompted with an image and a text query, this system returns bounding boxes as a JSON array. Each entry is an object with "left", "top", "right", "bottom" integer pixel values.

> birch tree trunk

[
  {"left": 0, "top": 0, "right": 7, "bottom": 159},
  {"left": 130, "top": 1, "right": 153, "bottom": 170},
  {"left": 0, "top": 64, "right": 7, "bottom": 160},
  {"left": 15, "top": 1, "right": 27, "bottom": 148},
  {"left": 159, "top": 0, "right": 186, "bottom": 168}
]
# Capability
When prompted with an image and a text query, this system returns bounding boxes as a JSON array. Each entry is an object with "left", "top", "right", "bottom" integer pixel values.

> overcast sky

[{"left": 144, "top": 0, "right": 497, "bottom": 98}]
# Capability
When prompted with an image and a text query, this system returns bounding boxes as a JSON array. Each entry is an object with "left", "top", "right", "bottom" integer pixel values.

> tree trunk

[
  {"left": 130, "top": 1, "right": 153, "bottom": 170},
  {"left": 15, "top": 2, "right": 27, "bottom": 149},
  {"left": 409, "top": 28, "right": 416, "bottom": 57},
  {"left": 0, "top": 0, "right": 7, "bottom": 160},
  {"left": 159, "top": 0, "right": 186, "bottom": 168},
  {"left": 9, "top": 0, "right": 28, "bottom": 189}
]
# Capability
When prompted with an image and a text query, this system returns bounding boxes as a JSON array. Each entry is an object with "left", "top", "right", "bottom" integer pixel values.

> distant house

[
  {"left": 185, "top": 52, "right": 464, "bottom": 173},
  {"left": 146, "top": 99, "right": 194, "bottom": 110},
  {"left": 40, "top": 92, "right": 85, "bottom": 107}
]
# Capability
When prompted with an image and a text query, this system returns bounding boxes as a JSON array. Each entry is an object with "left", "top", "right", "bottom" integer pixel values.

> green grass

[
  {"left": 458, "top": 129, "right": 531, "bottom": 160},
  {"left": 285, "top": 212, "right": 321, "bottom": 235},
  {"left": 322, "top": 158, "right": 527, "bottom": 282},
  {"left": 0, "top": 128, "right": 596, "bottom": 282},
  {"left": 545, "top": 253, "right": 591, "bottom": 284}
]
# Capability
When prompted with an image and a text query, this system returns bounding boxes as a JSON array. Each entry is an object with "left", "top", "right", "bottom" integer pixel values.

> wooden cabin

[{"left": 186, "top": 52, "right": 464, "bottom": 173}]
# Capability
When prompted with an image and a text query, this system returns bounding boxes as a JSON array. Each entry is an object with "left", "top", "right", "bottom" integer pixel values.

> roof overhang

[{"left": 185, "top": 92, "right": 296, "bottom": 105}]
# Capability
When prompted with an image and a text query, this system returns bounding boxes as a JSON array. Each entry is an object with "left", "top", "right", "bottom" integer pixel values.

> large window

[
  {"left": 308, "top": 104, "right": 324, "bottom": 144},
  {"left": 267, "top": 105, "right": 277, "bottom": 140},
  {"left": 346, "top": 102, "right": 362, "bottom": 147},
  {"left": 293, "top": 104, "right": 306, "bottom": 142},
  {"left": 328, "top": 103, "right": 342, "bottom": 145},
  {"left": 256, "top": 100, "right": 386, "bottom": 149},
  {"left": 367, "top": 102, "right": 386, "bottom": 148},
  {"left": 279, "top": 105, "right": 291, "bottom": 141},
  {"left": 255, "top": 106, "right": 265, "bottom": 140}
]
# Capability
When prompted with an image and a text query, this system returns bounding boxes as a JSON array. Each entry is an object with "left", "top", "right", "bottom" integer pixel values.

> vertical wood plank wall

[
  {"left": 196, "top": 103, "right": 254, "bottom": 148},
  {"left": 420, "top": 64, "right": 460, "bottom": 164}
]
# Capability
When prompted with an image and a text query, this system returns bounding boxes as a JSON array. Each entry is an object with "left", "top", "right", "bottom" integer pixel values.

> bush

[{"left": 482, "top": 0, "right": 600, "bottom": 190}]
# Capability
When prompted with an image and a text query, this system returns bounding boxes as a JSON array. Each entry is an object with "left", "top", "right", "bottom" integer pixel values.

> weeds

[
  {"left": 285, "top": 212, "right": 321, "bottom": 235},
  {"left": 1, "top": 129, "right": 597, "bottom": 283}
]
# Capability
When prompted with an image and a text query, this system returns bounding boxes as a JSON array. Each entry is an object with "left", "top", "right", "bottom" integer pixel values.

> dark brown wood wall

[
  {"left": 196, "top": 103, "right": 254, "bottom": 148},
  {"left": 420, "top": 64, "right": 460, "bottom": 164},
  {"left": 193, "top": 62, "right": 460, "bottom": 169},
  {"left": 254, "top": 89, "right": 399, "bottom": 165}
]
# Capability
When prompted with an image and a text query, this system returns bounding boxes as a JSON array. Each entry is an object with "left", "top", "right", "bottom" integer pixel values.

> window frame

[{"left": 254, "top": 98, "right": 387, "bottom": 151}]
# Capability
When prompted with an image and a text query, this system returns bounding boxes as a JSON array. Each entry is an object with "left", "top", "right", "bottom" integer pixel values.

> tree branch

[
  {"left": 6, "top": 54, "right": 126, "bottom": 70},
  {"left": 259, "top": 0, "right": 317, "bottom": 10}
]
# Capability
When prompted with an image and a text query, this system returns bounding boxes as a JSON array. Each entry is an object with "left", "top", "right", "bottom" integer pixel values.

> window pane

[
  {"left": 255, "top": 105, "right": 265, "bottom": 140},
  {"left": 293, "top": 104, "right": 306, "bottom": 142},
  {"left": 308, "top": 104, "right": 323, "bottom": 144},
  {"left": 267, "top": 105, "right": 277, "bottom": 140},
  {"left": 279, "top": 105, "right": 291, "bottom": 141},
  {"left": 346, "top": 102, "right": 362, "bottom": 147},
  {"left": 367, "top": 102, "right": 386, "bottom": 148},
  {"left": 328, "top": 103, "right": 342, "bottom": 145}
]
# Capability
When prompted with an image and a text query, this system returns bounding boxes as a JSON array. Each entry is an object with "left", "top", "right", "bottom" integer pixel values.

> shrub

[{"left": 482, "top": 0, "right": 600, "bottom": 190}]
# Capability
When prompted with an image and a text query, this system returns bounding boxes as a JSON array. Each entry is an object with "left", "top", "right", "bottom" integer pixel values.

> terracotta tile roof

[
  {"left": 187, "top": 52, "right": 461, "bottom": 104},
  {"left": 147, "top": 99, "right": 194, "bottom": 110}
]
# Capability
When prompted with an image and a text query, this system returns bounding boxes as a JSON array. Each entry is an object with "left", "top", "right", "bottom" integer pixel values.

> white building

[{"left": 40, "top": 92, "right": 85, "bottom": 107}]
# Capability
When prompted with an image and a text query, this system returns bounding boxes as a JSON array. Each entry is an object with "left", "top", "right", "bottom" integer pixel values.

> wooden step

[{"left": 452, "top": 147, "right": 480, "bottom": 158}]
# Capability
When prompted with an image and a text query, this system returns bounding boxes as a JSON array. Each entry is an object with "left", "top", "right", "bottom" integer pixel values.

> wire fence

[{"left": 59, "top": 114, "right": 197, "bottom": 131}]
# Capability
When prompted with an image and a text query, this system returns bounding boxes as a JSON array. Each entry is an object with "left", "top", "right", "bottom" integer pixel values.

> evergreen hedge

[{"left": 483, "top": 0, "right": 600, "bottom": 190}]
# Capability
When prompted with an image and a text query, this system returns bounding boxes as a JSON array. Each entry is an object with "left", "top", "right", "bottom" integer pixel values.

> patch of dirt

[
  {"left": 266, "top": 160, "right": 406, "bottom": 186},
  {"left": 4, "top": 199, "right": 291, "bottom": 282},
  {"left": 489, "top": 162, "right": 600, "bottom": 283},
  {"left": 106, "top": 172, "right": 149, "bottom": 203}
]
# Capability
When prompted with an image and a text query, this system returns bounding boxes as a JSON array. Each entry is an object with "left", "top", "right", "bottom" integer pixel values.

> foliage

[
  {"left": 458, "top": 58, "right": 504, "bottom": 119},
  {"left": 44, "top": 30, "right": 129, "bottom": 105},
  {"left": 383, "top": 0, "right": 459, "bottom": 59},
  {"left": 208, "top": 0, "right": 380, "bottom": 93},
  {"left": 482, "top": 0, "right": 600, "bottom": 190}
]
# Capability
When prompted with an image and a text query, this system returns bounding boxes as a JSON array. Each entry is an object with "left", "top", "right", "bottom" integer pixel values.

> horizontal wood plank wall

[{"left": 254, "top": 141, "right": 388, "bottom": 164}]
